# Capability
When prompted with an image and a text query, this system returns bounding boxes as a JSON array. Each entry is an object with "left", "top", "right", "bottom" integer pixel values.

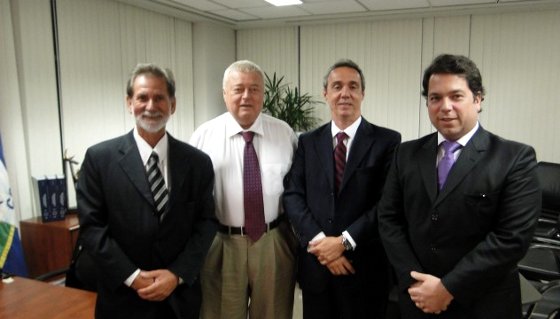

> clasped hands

[
  {"left": 131, "top": 269, "right": 179, "bottom": 301},
  {"left": 308, "top": 236, "right": 355, "bottom": 276},
  {"left": 408, "top": 271, "right": 453, "bottom": 315}
]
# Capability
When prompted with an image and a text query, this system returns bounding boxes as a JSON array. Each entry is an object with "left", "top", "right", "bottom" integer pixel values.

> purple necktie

[
  {"left": 438, "top": 140, "right": 461, "bottom": 190},
  {"left": 334, "top": 132, "right": 348, "bottom": 193},
  {"left": 242, "top": 131, "right": 265, "bottom": 242}
]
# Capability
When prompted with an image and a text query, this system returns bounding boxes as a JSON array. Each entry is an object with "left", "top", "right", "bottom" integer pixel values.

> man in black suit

[
  {"left": 283, "top": 59, "right": 401, "bottom": 319},
  {"left": 378, "top": 54, "right": 541, "bottom": 318},
  {"left": 77, "top": 63, "right": 217, "bottom": 319}
]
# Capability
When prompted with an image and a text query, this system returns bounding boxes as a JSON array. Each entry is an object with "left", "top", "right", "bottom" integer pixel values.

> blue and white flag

[{"left": 0, "top": 134, "right": 28, "bottom": 277}]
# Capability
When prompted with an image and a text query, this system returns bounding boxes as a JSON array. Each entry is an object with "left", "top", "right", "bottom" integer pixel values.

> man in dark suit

[
  {"left": 378, "top": 54, "right": 541, "bottom": 318},
  {"left": 77, "top": 63, "right": 217, "bottom": 319},
  {"left": 283, "top": 59, "right": 401, "bottom": 319}
]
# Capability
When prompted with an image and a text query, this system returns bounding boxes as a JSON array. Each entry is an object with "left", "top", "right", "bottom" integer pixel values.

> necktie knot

[
  {"left": 336, "top": 132, "right": 348, "bottom": 145},
  {"left": 148, "top": 152, "right": 159, "bottom": 165},
  {"left": 242, "top": 131, "right": 255, "bottom": 143},
  {"left": 442, "top": 140, "right": 461, "bottom": 156}
]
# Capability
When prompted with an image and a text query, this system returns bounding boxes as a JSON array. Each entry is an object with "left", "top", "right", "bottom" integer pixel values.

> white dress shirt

[{"left": 189, "top": 112, "right": 297, "bottom": 227}]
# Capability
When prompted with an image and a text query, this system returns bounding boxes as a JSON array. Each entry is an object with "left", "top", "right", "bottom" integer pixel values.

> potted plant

[{"left": 263, "top": 72, "right": 319, "bottom": 132}]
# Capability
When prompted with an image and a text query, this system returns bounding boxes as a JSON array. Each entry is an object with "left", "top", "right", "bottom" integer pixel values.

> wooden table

[{"left": 0, "top": 276, "right": 96, "bottom": 318}]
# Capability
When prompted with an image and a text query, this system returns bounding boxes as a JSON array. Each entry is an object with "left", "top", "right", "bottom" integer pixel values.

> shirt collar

[
  {"left": 437, "top": 121, "right": 480, "bottom": 147},
  {"left": 331, "top": 116, "right": 362, "bottom": 139},
  {"left": 133, "top": 127, "right": 168, "bottom": 165},
  {"left": 225, "top": 112, "right": 265, "bottom": 138}
]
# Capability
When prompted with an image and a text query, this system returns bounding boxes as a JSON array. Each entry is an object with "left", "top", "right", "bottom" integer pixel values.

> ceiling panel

[
  {"left": 360, "top": 0, "right": 431, "bottom": 10},
  {"left": 301, "top": 1, "right": 367, "bottom": 15},
  {"left": 132, "top": 0, "right": 560, "bottom": 25}
]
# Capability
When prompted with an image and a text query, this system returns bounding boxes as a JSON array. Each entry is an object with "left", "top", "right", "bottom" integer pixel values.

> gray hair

[
  {"left": 222, "top": 60, "right": 265, "bottom": 89},
  {"left": 126, "top": 63, "right": 176, "bottom": 98}
]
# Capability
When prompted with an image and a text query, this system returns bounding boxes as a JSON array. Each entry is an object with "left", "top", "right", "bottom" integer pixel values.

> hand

[
  {"left": 135, "top": 269, "right": 179, "bottom": 301},
  {"left": 326, "top": 256, "right": 355, "bottom": 276},
  {"left": 307, "top": 236, "right": 345, "bottom": 265},
  {"left": 408, "top": 271, "right": 453, "bottom": 314},
  {"left": 131, "top": 272, "right": 153, "bottom": 291}
]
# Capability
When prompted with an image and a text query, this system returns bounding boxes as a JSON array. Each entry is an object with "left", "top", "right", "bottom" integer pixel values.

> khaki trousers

[{"left": 200, "top": 221, "right": 297, "bottom": 319}]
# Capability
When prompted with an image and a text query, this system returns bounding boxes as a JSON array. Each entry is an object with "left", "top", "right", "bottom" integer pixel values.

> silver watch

[{"left": 341, "top": 236, "right": 353, "bottom": 251}]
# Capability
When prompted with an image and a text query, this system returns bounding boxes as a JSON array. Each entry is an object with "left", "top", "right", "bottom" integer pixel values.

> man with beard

[{"left": 77, "top": 63, "right": 217, "bottom": 319}]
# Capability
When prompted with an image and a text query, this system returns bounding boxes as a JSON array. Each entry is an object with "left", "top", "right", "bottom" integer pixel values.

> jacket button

[
  {"left": 431, "top": 214, "right": 438, "bottom": 221},
  {"left": 328, "top": 218, "right": 333, "bottom": 223}
]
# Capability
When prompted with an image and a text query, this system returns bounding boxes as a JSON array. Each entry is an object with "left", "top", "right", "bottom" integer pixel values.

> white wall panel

[
  {"left": 236, "top": 27, "right": 299, "bottom": 89},
  {"left": 57, "top": 0, "right": 194, "bottom": 207},
  {"left": 0, "top": 0, "right": 36, "bottom": 221},
  {"left": 470, "top": 11, "right": 560, "bottom": 162},
  {"left": 300, "top": 19, "right": 423, "bottom": 140},
  {"left": 6, "top": 0, "right": 60, "bottom": 219}
]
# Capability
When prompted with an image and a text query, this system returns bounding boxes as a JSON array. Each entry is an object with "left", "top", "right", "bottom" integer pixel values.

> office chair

[
  {"left": 519, "top": 162, "right": 560, "bottom": 318},
  {"left": 532, "top": 162, "right": 560, "bottom": 245}
]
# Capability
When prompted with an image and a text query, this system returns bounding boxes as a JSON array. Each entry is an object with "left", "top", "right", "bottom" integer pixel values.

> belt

[{"left": 218, "top": 217, "right": 283, "bottom": 236}]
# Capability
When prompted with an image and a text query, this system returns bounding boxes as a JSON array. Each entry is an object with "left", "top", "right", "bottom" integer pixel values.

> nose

[
  {"left": 340, "top": 86, "right": 351, "bottom": 97},
  {"left": 441, "top": 98, "right": 453, "bottom": 111}
]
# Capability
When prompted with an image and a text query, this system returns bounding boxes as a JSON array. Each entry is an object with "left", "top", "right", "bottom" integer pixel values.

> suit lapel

[
  {"left": 167, "top": 135, "right": 188, "bottom": 211},
  {"left": 119, "top": 131, "right": 154, "bottom": 207},
  {"left": 313, "top": 125, "right": 336, "bottom": 192},
  {"left": 419, "top": 134, "right": 439, "bottom": 204},
  {"left": 435, "top": 128, "right": 488, "bottom": 205},
  {"left": 342, "top": 120, "right": 374, "bottom": 191}
]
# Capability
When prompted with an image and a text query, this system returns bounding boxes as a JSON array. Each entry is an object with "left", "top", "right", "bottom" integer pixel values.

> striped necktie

[
  {"left": 147, "top": 152, "right": 168, "bottom": 221},
  {"left": 334, "top": 132, "right": 348, "bottom": 193}
]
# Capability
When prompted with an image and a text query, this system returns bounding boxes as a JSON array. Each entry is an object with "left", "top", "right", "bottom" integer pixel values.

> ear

[
  {"left": 474, "top": 93, "right": 482, "bottom": 112},
  {"left": 126, "top": 96, "right": 133, "bottom": 113},
  {"left": 170, "top": 97, "right": 176, "bottom": 115}
]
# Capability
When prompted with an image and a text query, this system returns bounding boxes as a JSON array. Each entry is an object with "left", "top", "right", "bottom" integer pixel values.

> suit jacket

[
  {"left": 77, "top": 131, "right": 218, "bottom": 319},
  {"left": 283, "top": 118, "right": 401, "bottom": 294},
  {"left": 378, "top": 127, "right": 541, "bottom": 319}
]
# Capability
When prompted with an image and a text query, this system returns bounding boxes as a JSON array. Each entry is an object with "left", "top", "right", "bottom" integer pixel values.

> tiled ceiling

[{"left": 121, "top": 0, "right": 560, "bottom": 26}]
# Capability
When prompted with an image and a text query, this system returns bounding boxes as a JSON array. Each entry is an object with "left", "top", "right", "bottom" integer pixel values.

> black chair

[
  {"left": 519, "top": 162, "right": 560, "bottom": 318},
  {"left": 533, "top": 162, "right": 560, "bottom": 245},
  {"left": 65, "top": 237, "right": 97, "bottom": 292}
]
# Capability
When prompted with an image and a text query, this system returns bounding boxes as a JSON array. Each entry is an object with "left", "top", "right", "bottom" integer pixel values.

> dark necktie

[
  {"left": 438, "top": 141, "right": 461, "bottom": 190},
  {"left": 242, "top": 131, "right": 265, "bottom": 242},
  {"left": 334, "top": 132, "right": 348, "bottom": 193},
  {"left": 147, "top": 152, "right": 168, "bottom": 221}
]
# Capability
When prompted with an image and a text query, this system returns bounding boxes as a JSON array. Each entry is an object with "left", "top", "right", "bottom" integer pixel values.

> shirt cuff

[
  {"left": 342, "top": 231, "right": 357, "bottom": 250},
  {"left": 307, "top": 232, "right": 326, "bottom": 251},
  {"left": 124, "top": 268, "right": 140, "bottom": 287}
]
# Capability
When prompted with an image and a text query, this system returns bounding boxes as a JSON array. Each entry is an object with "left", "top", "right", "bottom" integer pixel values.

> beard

[{"left": 135, "top": 111, "right": 169, "bottom": 133}]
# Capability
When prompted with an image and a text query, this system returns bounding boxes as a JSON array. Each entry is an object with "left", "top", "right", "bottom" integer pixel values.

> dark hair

[
  {"left": 126, "top": 63, "right": 176, "bottom": 98},
  {"left": 422, "top": 54, "right": 485, "bottom": 101},
  {"left": 323, "top": 59, "right": 365, "bottom": 92}
]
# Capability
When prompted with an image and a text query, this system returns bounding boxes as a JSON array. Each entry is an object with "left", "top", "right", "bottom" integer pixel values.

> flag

[{"left": 0, "top": 134, "right": 28, "bottom": 277}]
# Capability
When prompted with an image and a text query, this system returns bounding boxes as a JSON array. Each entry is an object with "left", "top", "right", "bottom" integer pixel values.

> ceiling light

[{"left": 264, "top": 0, "right": 302, "bottom": 6}]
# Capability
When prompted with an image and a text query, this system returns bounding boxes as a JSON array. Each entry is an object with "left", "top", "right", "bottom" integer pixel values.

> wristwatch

[{"left": 341, "top": 236, "right": 353, "bottom": 251}]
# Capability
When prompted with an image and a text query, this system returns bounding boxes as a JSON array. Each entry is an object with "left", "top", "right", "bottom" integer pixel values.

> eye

[
  {"left": 136, "top": 94, "right": 148, "bottom": 102},
  {"left": 429, "top": 96, "right": 440, "bottom": 102}
]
